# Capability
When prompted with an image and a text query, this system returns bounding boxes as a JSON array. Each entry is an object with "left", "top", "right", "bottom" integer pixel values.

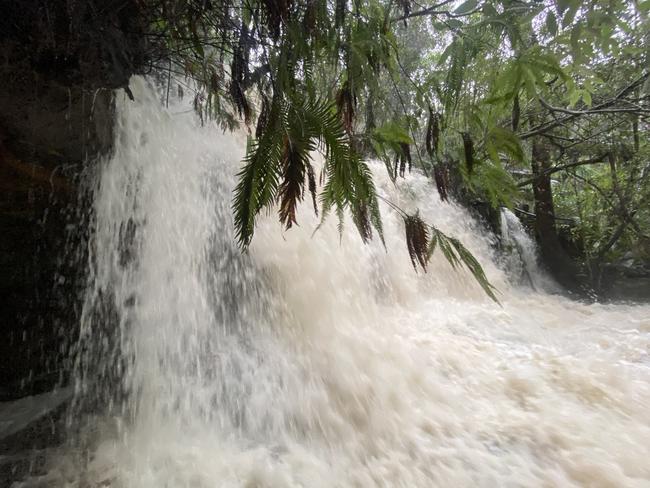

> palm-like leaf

[
  {"left": 427, "top": 226, "right": 499, "bottom": 303},
  {"left": 233, "top": 94, "right": 384, "bottom": 247},
  {"left": 232, "top": 97, "right": 285, "bottom": 246}
]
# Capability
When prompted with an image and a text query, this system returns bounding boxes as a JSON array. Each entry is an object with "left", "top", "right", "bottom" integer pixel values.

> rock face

[
  {"left": 0, "top": 0, "right": 146, "bottom": 400},
  {"left": 0, "top": 137, "right": 82, "bottom": 399},
  {"left": 0, "top": 3, "right": 146, "bottom": 482},
  {"left": 0, "top": 73, "right": 115, "bottom": 166},
  {"left": 0, "top": 0, "right": 145, "bottom": 163},
  {"left": 0, "top": 69, "right": 114, "bottom": 403},
  {"left": 599, "top": 260, "right": 650, "bottom": 302},
  {"left": 0, "top": 389, "right": 72, "bottom": 482}
]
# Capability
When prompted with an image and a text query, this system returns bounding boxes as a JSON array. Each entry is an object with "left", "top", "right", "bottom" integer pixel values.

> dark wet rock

[
  {"left": 0, "top": 0, "right": 147, "bottom": 400},
  {"left": 0, "top": 389, "right": 71, "bottom": 485}
]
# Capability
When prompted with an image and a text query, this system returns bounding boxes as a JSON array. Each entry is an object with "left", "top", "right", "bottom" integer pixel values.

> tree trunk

[{"left": 531, "top": 140, "right": 583, "bottom": 291}]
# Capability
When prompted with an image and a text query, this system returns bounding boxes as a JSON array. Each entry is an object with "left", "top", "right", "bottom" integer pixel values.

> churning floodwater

[{"left": 19, "top": 77, "right": 650, "bottom": 487}]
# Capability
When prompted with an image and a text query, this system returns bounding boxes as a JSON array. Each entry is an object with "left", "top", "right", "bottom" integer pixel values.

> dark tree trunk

[
  {"left": 531, "top": 140, "right": 584, "bottom": 292},
  {"left": 532, "top": 142, "right": 557, "bottom": 250}
]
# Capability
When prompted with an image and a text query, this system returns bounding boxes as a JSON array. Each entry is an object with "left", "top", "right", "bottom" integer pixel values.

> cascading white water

[
  {"left": 499, "top": 208, "right": 557, "bottom": 292},
  {"left": 21, "top": 78, "right": 650, "bottom": 487}
]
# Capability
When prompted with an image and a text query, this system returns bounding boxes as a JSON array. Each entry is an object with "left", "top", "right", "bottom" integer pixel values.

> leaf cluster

[{"left": 404, "top": 213, "right": 499, "bottom": 302}]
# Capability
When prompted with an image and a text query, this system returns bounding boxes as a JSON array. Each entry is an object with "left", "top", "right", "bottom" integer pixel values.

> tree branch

[
  {"left": 391, "top": 0, "right": 461, "bottom": 23},
  {"left": 538, "top": 96, "right": 650, "bottom": 115},
  {"left": 517, "top": 153, "right": 610, "bottom": 187},
  {"left": 520, "top": 72, "right": 650, "bottom": 139}
]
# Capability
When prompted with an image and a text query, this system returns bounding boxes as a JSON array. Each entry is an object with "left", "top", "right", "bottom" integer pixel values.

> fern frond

[
  {"left": 278, "top": 136, "right": 307, "bottom": 229},
  {"left": 395, "top": 206, "right": 499, "bottom": 301},
  {"left": 443, "top": 38, "right": 468, "bottom": 116},
  {"left": 307, "top": 163, "right": 318, "bottom": 215},
  {"left": 449, "top": 235, "right": 499, "bottom": 303},
  {"left": 232, "top": 96, "right": 286, "bottom": 246},
  {"left": 404, "top": 213, "right": 429, "bottom": 271},
  {"left": 398, "top": 142, "right": 411, "bottom": 177},
  {"left": 427, "top": 226, "right": 499, "bottom": 303},
  {"left": 336, "top": 80, "right": 356, "bottom": 134},
  {"left": 302, "top": 96, "right": 384, "bottom": 243},
  {"left": 236, "top": 93, "right": 384, "bottom": 248},
  {"left": 256, "top": 95, "right": 271, "bottom": 139},
  {"left": 278, "top": 103, "right": 318, "bottom": 229}
]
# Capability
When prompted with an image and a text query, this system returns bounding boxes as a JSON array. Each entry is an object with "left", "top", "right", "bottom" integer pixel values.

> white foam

[{"left": 19, "top": 77, "right": 650, "bottom": 488}]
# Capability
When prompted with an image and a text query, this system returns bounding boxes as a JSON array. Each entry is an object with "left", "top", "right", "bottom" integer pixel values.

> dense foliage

[{"left": 144, "top": 0, "right": 649, "bottom": 294}]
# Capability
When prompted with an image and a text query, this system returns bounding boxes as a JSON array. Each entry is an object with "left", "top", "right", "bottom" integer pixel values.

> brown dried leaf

[
  {"left": 434, "top": 164, "right": 449, "bottom": 202},
  {"left": 278, "top": 137, "right": 306, "bottom": 229},
  {"left": 404, "top": 213, "right": 429, "bottom": 271}
]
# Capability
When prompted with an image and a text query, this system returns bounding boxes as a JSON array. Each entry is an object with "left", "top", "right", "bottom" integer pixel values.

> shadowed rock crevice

[{"left": 0, "top": 0, "right": 148, "bottom": 402}]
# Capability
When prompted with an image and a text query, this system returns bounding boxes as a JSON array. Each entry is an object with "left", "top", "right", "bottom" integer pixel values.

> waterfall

[
  {"left": 19, "top": 78, "right": 650, "bottom": 488},
  {"left": 499, "top": 207, "right": 557, "bottom": 292}
]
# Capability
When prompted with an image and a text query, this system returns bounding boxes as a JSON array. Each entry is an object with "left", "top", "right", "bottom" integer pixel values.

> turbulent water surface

[{"left": 18, "top": 78, "right": 650, "bottom": 487}]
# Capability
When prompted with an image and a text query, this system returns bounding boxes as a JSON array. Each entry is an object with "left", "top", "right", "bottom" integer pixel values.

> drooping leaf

[
  {"left": 427, "top": 227, "right": 499, "bottom": 302},
  {"left": 434, "top": 164, "right": 449, "bottom": 202},
  {"left": 425, "top": 108, "right": 441, "bottom": 159},
  {"left": 307, "top": 163, "right": 318, "bottom": 215},
  {"left": 454, "top": 0, "right": 478, "bottom": 15},
  {"left": 404, "top": 213, "right": 429, "bottom": 271},
  {"left": 230, "top": 22, "right": 252, "bottom": 123},
  {"left": 486, "top": 127, "right": 525, "bottom": 165},
  {"left": 304, "top": 97, "right": 384, "bottom": 245},
  {"left": 278, "top": 133, "right": 312, "bottom": 229},
  {"left": 336, "top": 80, "right": 356, "bottom": 134},
  {"left": 372, "top": 121, "right": 413, "bottom": 145},
  {"left": 447, "top": 234, "right": 499, "bottom": 302},
  {"left": 256, "top": 95, "right": 271, "bottom": 139},
  {"left": 398, "top": 142, "right": 412, "bottom": 177},
  {"left": 233, "top": 133, "right": 283, "bottom": 246}
]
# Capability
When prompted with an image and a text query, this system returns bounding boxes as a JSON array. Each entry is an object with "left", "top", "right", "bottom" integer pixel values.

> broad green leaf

[
  {"left": 437, "top": 43, "right": 455, "bottom": 66},
  {"left": 446, "top": 19, "right": 464, "bottom": 29},
  {"left": 568, "top": 88, "right": 581, "bottom": 107},
  {"left": 482, "top": 3, "right": 498, "bottom": 17},
  {"left": 487, "top": 127, "right": 525, "bottom": 164},
  {"left": 472, "top": 161, "right": 519, "bottom": 209},
  {"left": 372, "top": 122, "right": 413, "bottom": 144},
  {"left": 454, "top": 0, "right": 479, "bottom": 15}
]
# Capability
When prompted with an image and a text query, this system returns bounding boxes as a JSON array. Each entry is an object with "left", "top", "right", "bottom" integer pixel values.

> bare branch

[
  {"left": 538, "top": 96, "right": 650, "bottom": 116},
  {"left": 391, "top": 0, "right": 459, "bottom": 23},
  {"left": 517, "top": 153, "right": 610, "bottom": 187},
  {"left": 521, "top": 72, "right": 650, "bottom": 139}
]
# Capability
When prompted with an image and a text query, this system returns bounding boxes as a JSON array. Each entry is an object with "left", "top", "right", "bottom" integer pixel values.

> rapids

[{"left": 16, "top": 77, "right": 650, "bottom": 487}]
